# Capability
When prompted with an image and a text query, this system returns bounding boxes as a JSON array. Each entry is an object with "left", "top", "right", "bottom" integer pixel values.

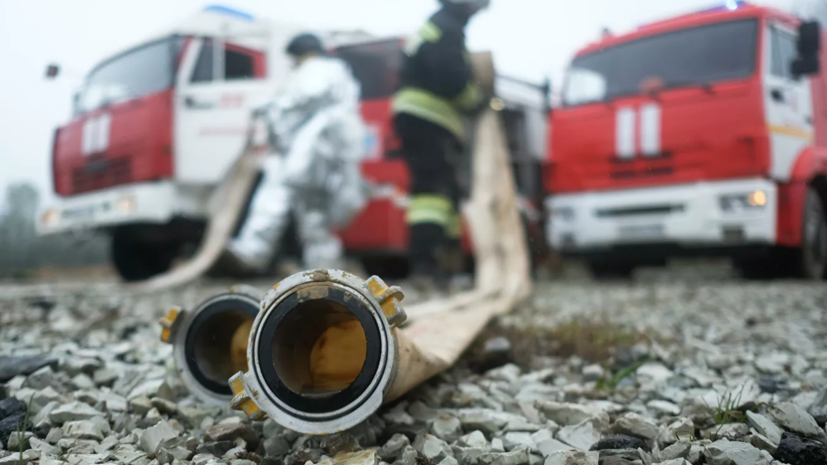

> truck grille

[{"left": 71, "top": 157, "right": 132, "bottom": 194}]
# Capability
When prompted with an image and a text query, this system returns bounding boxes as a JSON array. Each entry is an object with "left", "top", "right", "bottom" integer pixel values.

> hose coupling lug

[
  {"left": 229, "top": 372, "right": 267, "bottom": 421},
  {"left": 365, "top": 276, "right": 407, "bottom": 328},
  {"left": 159, "top": 306, "right": 185, "bottom": 343}
]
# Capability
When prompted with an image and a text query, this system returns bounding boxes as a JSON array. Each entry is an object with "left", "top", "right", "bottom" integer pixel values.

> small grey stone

[
  {"left": 204, "top": 423, "right": 259, "bottom": 450},
  {"left": 437, "top": 457, "right": 459, "bottom": 465},
  {"left": 230, "top": 461, "right": 257, "bottom": 465},
  {"left": 409, "top": 401, "right": 438, "bottom": 423},
  {"left": 431, "top": 415, "right": 462, "bottom": 443},
  {"left": 703, "top": 439, "right": 768, "bottom": 465},
  {"left": 32, "top": 387, "right": 61, "bottom": 406},
  {"left": 45, "top": 427, "right": 63, "bottom": 445},
  {"left": 263, "top": 436, "right": 290, "bottom": 457},
  {"left": 413, "top": 434, "right": 452, "bottom": 462},
  {"left": 48, "top": 401, "right": 101, "bottom": 424},
  {"left": 745, "top": 412, "right": 782, "bottom": 447},
  {"left": 502, "top": 432, "right": 536, "bottom": 452},
  {"left": 808, "top": 386, "right": 827, "bottom": 423},
  {"left": 709, "top": 423, "right": 750, "bottom": 441},
  {"left": 537, "top": 439, "right": 573, "bottom": 458},
  {"left": 394, "top": 445, "right": 418, "bottom": 465},
  {"left": 491, "top": 439, "right": 505, "bottom": 453},
  {"left": 0, "top": 450, "right": 39, "bottom": 465},
  {"left": 62, "top": 420, "right": 105, "bottom": 441},
  {"left": 92, "top": 368, "right": 119, "bottom": 387},
  {"left": 557, "top": 419, "right": 604, "bottom": 451},
  {"left": 151, "top": 398, "right": 178, "bottom": 415},
  {"left": 477, "top": 448, "right": 531, "bottom": 465},
  {"left": 70, "top": 374, "right": 95, "bottom": 391},
  {"left": 95, "top": 435, "right": 119, "bottom": 453},
  {"left": 29, "top": 437, "right": 60, "bottom": 456},
  {"left": 192, "top": 454, "right": 216, "bottom": 465},
  {"left": 22, "top": 366, "right": 56, "bottom": 391},
  {"left": 33, "top": 401, "right": 60, "bottom": 425},
  {"left": 581, "top": 365, "right": 604, "bottom": 383},
  {"left": 378, "top": 434, "right": 410, "bottom": 461},
  {"left": 544, "top": 450, "right": 600, "bottom": 465},
  {"left": 659, "top": 441, "right": 691, "bottom": 461},
  {"left": 767, "top": 402, "right": 825, "bottom": 440},
  {"left": 535, "top": 402, "right": 608, "bottom": 427},
  {"left": 749, "top": 432, "right": 777, "bottom": 454},
  {"left": 6, "top": 432, "right": 32, "bottom": 451},
  {"left": 656, "top": 460, "right": 691, "bottom": 465},
  {"left": 140, "top": 421, "right": 179, "bottom": 454},
  {"left": 457, "top": 410, "right": 508, "bottom": 436},
  {"left": 611, "top": 413, "right": 660, "bottom": 440},
  {"left": 646, "top": 400, "right": 680, "bottom": 416},
  {"left": 60, "top": 357, "right": 102, "bottom": 377},
  {"left": 177, "top": 406, "right": 213, "bottom": 429},
  {"left": 657, "top": 418, "right": 694, "bottom": 447},
  {"left": 382, "top": 403, "right": 415, "bottom": 426}
]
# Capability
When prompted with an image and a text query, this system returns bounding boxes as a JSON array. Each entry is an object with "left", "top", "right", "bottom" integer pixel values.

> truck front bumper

[
  {"left": 37, "top": 182, "right": 202, "bottom": 236},
  {"left": 546, "top": 178, "right": 778, "bottom": 255}
]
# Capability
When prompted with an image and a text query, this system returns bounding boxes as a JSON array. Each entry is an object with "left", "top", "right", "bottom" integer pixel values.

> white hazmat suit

[{"left": 227, "top": 55, "right": 368, "bottom": 271}]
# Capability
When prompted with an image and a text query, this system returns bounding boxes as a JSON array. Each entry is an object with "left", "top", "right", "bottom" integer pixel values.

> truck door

[
  {"left": 174, "top": 37, "right": 271, "bottom": 185},
  {"left": 764, "top": 23, "right": 815, "bottom": 181}
]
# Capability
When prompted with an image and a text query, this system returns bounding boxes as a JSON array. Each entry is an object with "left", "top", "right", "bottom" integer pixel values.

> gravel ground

[{"left": 1, "top": 265, "right": 826, "bottom": 465}]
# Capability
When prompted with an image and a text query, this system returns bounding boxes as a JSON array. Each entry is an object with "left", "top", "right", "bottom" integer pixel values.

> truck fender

[{"left": 776, "top": 145, "right": 827, "bottom": 247}]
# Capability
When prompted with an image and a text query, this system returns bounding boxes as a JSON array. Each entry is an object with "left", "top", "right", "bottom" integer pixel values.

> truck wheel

[
  {"left": 111, "top": 230, "right": 178, "bottom": 282},
  {"left": 587, "top": 260, "right": 635, "bottom": 281},
  {"left": 797, "top": 188, "right": 827, "bottom": 279}
]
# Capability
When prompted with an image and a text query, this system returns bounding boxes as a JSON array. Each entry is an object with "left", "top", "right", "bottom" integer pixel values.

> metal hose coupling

[
  {"left": 159, "top": 285, "right": 263, "bottom": 406},
  {"left": 228, "top": 269, "right": 407, "bottom": 435}
]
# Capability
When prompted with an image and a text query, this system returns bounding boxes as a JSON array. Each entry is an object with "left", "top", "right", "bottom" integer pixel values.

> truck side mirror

[
  {"left": 791, "top": 21, "right": 821, "bottom": 78},
  {"left": 45, "top": 64, "right": 60, "bottom": 79}
]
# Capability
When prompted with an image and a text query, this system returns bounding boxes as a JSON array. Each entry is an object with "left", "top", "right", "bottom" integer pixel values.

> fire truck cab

[
  {"left": 38, "top": 5, "right": 550, "bottom": 281},
  {"left": 545, "top": 1, "right": 827, "bottom": 279}
]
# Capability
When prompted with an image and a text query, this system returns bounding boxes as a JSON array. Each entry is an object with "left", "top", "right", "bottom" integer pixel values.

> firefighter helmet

[{"left": 286, "top": 33, "right": 325, "bottom": 57}]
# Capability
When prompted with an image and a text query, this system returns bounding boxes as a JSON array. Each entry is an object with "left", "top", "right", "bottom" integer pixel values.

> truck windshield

[
  {"left": 563, "top": 18, "right": 758, "bottom": 106},
  {"left": 76, "top": 36, "right": 183, "bottom": 114}
]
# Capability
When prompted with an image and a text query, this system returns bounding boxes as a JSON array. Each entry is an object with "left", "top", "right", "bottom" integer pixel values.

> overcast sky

[{"left": 0, "top": 0, "right": 808, "bottom": 208}]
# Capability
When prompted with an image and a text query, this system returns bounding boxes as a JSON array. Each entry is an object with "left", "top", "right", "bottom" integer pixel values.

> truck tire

[
  {"left": 587, "top": 260, "right": 635, "bottom": 281},
  {"left": 797, "top": 188, "right": 827, "bottom": 280},
  {"left": 111, "top": 229, "right": 179, "bottom": 282}
]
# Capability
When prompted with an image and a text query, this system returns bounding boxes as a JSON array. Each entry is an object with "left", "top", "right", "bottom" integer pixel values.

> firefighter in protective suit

[
  {"left": 225, "top": 33, "right": 368, "bottom": 273},
  {"left": 392, "top": 0, "right": 489, "bottom": 290}
]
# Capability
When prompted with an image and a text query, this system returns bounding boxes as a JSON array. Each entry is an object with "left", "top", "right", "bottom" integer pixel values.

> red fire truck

[
  {"left": 37, "top": 5, "right": 549, "bottom": 281},
  {"left": 545, "top": 1, "right": 827, "bottom": 280}
]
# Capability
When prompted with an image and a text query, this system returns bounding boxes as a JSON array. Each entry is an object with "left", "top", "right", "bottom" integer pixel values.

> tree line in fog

[{"left": 0, "top": 182, "right": 107, "bottom": 278}]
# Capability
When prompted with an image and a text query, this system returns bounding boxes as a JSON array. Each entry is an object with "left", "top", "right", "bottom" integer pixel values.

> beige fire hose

[
  {"left": 126, "top": 115, "right": 271, "bottom": 293},
  {"left": 225, "top": 56, "right": 532, "bottom": 434}
]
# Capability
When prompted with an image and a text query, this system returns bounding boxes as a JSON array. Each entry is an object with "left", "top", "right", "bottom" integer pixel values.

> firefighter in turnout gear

[
  {"left": 392, "top": 0, "right": 490, "bottom": 290},
  {"left": 224, "top": 33, "right": 368, "bottom": 274}
]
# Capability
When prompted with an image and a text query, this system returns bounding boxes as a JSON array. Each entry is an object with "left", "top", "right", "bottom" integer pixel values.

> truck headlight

[
  {"left": 159, "top": 286, "right": 262, "bottom": 406},
  {"left": 117, "top": 195, "right": 136, "bottom": 214},
  {"left": 719, "top": 191, "right": 767, "bottom": 212},
  {"left": 41, "top": 209, "right": 60, "bottom": 227}
]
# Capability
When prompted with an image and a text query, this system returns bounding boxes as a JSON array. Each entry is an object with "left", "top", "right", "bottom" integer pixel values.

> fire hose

[
  {"left": 157, "top": 52, "right": 531, "bottom": 434},
  {"left": 159, "top": 91, "right": 532, "bottom": 434}
]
